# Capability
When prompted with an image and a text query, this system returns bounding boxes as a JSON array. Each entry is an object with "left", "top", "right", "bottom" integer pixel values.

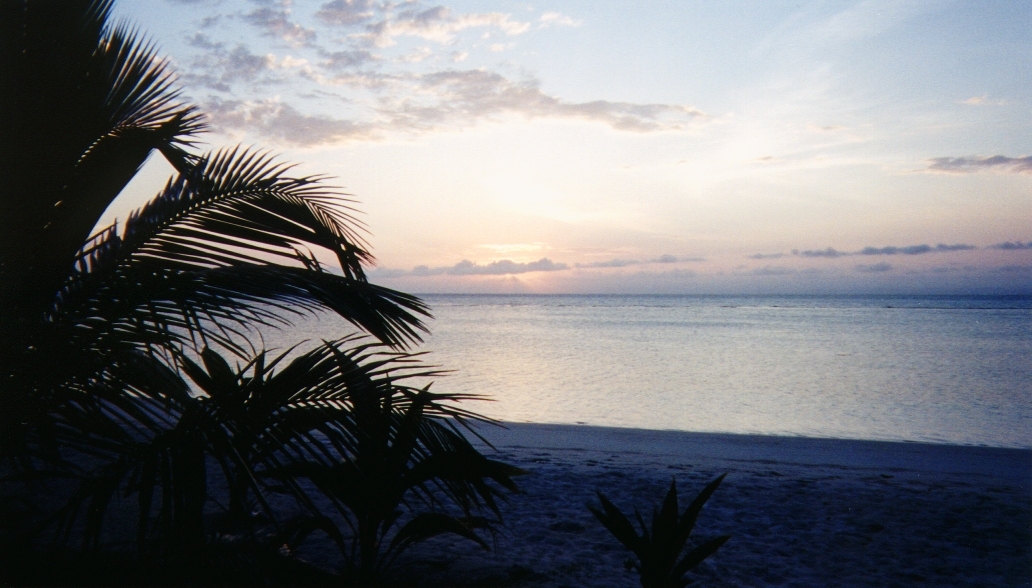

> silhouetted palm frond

[
  {"left": 46, "top": 337, "right": 512, "bottom": 561},
  {"left": 251, "top": 339, "right": 525, "bottom": 585},
  {"left": 1, "top": 0, "right": 203, "bottom": 338},
  {"left": 0, "top": 3, "right": 510, "bottom": 583},
  {"left": 57, "top": 147, "right": 430, "bottom": 348}
]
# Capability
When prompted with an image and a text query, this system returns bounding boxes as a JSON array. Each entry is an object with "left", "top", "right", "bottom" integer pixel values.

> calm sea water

[{"left": 286, "top": 295, "right": 1032, "bottom": 448}]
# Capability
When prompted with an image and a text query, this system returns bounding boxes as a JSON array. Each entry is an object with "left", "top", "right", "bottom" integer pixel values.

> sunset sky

[{"left": 106, "top": 0, "right": 1032, "bottom": 294}]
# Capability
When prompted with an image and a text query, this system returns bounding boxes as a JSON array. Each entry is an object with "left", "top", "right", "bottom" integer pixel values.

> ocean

[{"left": 284, "top": 294, "right": 1032, "bottom": 449}]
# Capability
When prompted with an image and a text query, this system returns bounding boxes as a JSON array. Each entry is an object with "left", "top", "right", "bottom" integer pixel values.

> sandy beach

[{"left": 291, "top": 423, "right": 1032, "bottom": 587}]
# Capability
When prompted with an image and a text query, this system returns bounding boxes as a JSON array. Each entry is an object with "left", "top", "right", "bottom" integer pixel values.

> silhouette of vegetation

[
  {"left": 264, "top": 339, "right": 525, "bottom": 585},
  {"left": 0, "top": 1, "right": 518, "bottom": 583},
  {"left": 589, "top": 475, "right": 730, "bottom": 588}
]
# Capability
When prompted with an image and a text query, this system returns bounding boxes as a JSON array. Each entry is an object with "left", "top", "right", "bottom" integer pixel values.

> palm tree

[
  {"left": 168, "top": 338, "right": 524, "bottom": 585},
  {"left": 0, "top": 0, "right": 428, "bottom": 442},
  {"left": 42, "top": 337, "right": 523, "bottom": 583},
  {"left": 0, "top": 0, "right": 455, "bottom": 567}
]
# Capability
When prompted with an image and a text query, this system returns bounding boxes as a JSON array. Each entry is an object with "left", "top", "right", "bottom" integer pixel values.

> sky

[{"left": 105, "top": 0, "right": 1032, "bottom": 294}]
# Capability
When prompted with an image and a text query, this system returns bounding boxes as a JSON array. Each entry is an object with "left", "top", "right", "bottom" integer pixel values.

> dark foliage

[
  {"left": 264, "top": 340, "right": 526, "bottom": 585},
  {"left": 0, "top": 1, "right": 519, "bottom": 583},
  {"left": 589, "top": 475, "right": 730, "bottom": 588},
  {"left": 0, "top": 0, "right": 429, "bottom": 464}
]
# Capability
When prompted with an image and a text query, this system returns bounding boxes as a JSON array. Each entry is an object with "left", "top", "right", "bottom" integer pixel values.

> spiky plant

[{"left": 589, "top": 475, "right": 730, "bottom": 588}]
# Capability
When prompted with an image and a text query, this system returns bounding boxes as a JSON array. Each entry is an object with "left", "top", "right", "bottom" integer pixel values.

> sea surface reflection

[{"left": 271, "top": 295, "right": 1031, "bottom": 448}]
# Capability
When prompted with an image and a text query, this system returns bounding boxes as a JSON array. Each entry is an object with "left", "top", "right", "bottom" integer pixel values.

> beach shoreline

[
  {"left": 472, "top": 422, "right": 1032, "bottom": 480},
  {"left": 309, "top": 423, "right": 1031, "bottom": 587}
]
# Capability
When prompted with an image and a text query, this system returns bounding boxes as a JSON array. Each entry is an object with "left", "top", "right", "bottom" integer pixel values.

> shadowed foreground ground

[
  {"left": 293, "top": 424, "right": 1032, "bottom": 587},
  {"left": 4, "top": 425, "right": 1028, "bottom": 587}
]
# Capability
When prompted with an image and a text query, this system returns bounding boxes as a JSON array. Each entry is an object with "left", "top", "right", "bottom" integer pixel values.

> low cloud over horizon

[
  {"left": 575, "top": 254, "right": 704, "bottom": 269},
  {"left": 926, "top": 155, "right": 1032, "bottom": 175},
  {"left": 378, "top": 257, "right": 569, "bottom": 278},
  {"left": 789, "top": 243, "right": 980, "bottom": 258},
  {"left": 367, "top": 238, "right": 1028, "bottom": 286}
]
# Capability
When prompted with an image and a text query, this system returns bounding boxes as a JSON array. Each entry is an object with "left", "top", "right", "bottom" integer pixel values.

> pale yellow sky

[{"left": 104, "top": 0, "right": 1032, "bottom": 293}]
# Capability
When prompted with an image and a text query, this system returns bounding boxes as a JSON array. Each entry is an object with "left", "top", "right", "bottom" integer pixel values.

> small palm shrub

[
  {"left": 265, "top": 339, "right": 526, "bottom": 586},
  {"left": 589, "top": 475, "right": 730, "bottom": 588}
]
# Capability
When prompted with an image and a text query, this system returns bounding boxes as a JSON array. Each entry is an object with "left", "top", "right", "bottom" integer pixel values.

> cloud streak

[
  {"left": 243, "top": 5, "right": 317, "bottom": 46},
  {"left": 990, "top": 241, "right": 1032, "bottom": 250},
  {"left": 794, "top": 247, "right": 846, "bottom": 258},
  {"left": 574, "top": 254, "right": 703, "bottom": 269},
  {"left": 926, "top": 155, "right": 1032, "bottom": 175},
  {"left": 859, "top": 244, "right": 976, "bottom": 255},
  {"left": 316, "top": 1, "right": 530, "bottom": 47},
  {"left": 409, "top": 258, "right": 568, "bottom": 276},
  {"left": 204, "top": 97, "right": 382, "bottom": 143},
  {"left": 378, "top": 253, "right": 706, "bottom": 278},
  {"left": 386, "top": 69, "right": 703, "bottom": 133},
  {"left": 182, "top": 35, "right": 282, "bottom": 91},
  {"left": 752, "top": 266, "right": 795, "bottom": 276},
  {"left": 171, "top": 2, "right": 703, "bottom": 146},
  {"left": 199, "top": 66, "right": 704, "bottom": 146},
  {"left": 855, "top": 262, "right": 893, "bottom": 273},
  {"left": 794, "top": 243, "right": 977, "bottom": 258}
]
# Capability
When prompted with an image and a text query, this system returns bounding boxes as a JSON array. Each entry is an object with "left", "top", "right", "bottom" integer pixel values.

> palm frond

[
  {"left": 1, "top": 0, "right": 202, "bottom": 335},
  {"left": 123, "top": 149, "right": 368, "bottom": 275},
  {"left": 52, "top": 147, "right": 430, "bottom": 349}
]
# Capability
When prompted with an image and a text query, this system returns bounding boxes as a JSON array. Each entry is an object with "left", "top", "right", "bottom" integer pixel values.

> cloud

[
  {"left": 365, "top": 267, "right": 410, "bottom": 279},
  {"left": 203, "top": 67, "right": 701, "bottom": 145},
  {"left": 573, "top": 254, "right": 703, "bottom": 269},
  {"left": 200, "top": 65, "right": 701, "bottom": 144},
  {"left": 860, "top": 243, "right": 975, "bottom": 255},
  {"left": 792, "top": 243, "right": 977, "bottom": 259},
  {"left": 319, "top": 48, "right": 376, "bottom": 70},
  {"left": 171, "top": 4, "right": 704, "bottom": 145},
  {"left": 932, "top": 243, "right": 979, "bottom": 252},
  {"left": 206, "top": 66, "right": 705, "bottom": 145},
  {"left": 752, "top": 266, "right": 795, "bottom": 276},
  {"left": 539, "top": 12, "right": 581, "bottom": 28},
  {"left": 990, "top": 241, "right": 1032, "bottom": 250},
  {"left": 793, "top": 247, "right": 846, "bottom": 258},
  {"left": 324, "top": 3, "right": 530, "bottom": 47},
  {"left": 182, "top": 37, "right": 281, "bottom": 91},
  {"left": 926, "top": 155, "right": 1032, "bottom": 175},
  {"left": 960, "top": 95, "right": 1005, "bottom": 106},
  {"left": 806, "top": 124, "right": 847, "bottom": 133},
  {"left": 243, "top": 6, "right": 317, "bottom": 46},
  {"left": 748, "top": 252, "right": 784, "bottom": 260},
  {"left": 399, "top": 47, "right": 434, "bottom": 63},
  {"left": 576, "top": 259, "right": 640, "bottom": 269},
  {"left": 182, "top": 16, "right": 706, "bottom": 145},
  {"left": 315, "top": 0, "right": 531, "bottom": 47},
  {"left": 315, "top": 0, "right": 375, "bottom": 26},
  {"left": 410, "top": 258, "right": 568, "bottom": 276},
  {"left": 855, "top": 262, "right": 893, "bottom": 273},
  {"left": 813, "top": 1, "right": 932, "bottom": 42},
  {"left": 577, "top": 252, "right": 705, "bottom": 268},
  {"left": 389, "top": 69, "right": 704, "bottom": 133},
  {"left": 203, "top": 97, "right": 381, "bottom": 144}
]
